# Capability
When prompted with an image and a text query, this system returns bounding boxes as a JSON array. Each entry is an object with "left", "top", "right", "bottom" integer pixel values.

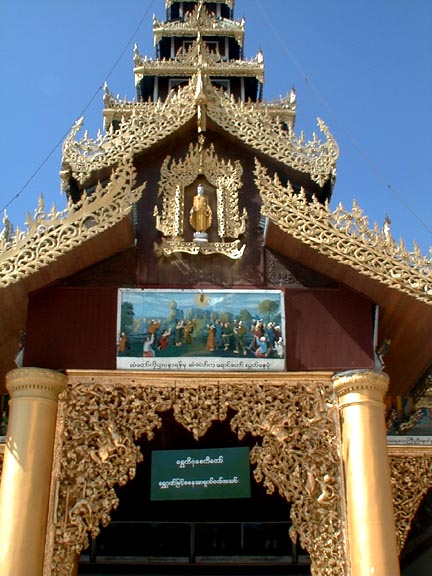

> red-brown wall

[
  {"left": 285, "top": 288, "right": 374, "bottom": 370},
  {"left": 24, "top": 284, "right": 374, "bottom": 372},
  {"left": 24, "top": 286, "right": 118, "bottom": 372}
]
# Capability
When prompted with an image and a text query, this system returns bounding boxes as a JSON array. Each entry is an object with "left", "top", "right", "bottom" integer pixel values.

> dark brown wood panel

[
  {"left": 284, "top": 287, "right": 375, "bottom": 370},
  {"left": 23, "top": 283, "right": 373, "bottom": 374},
  {"left": 24, "top": 286, "right": 118, "bottom": 372}
]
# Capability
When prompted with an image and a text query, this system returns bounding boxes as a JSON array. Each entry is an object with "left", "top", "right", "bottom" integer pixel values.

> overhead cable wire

[
  {"left": 255, "top": 0, "right": 432, "bottom": 239},
  {"left": 1, "top": 0, "right": 155, "bottom": 216}
]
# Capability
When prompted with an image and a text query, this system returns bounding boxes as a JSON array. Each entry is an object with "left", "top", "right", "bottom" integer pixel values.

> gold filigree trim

[
  {"left": 0, "top": 159, "right": 145, "bottom": 287},
  {"left": 209, "top": 99, "right": 337, "bottom": 188},
  {"left": 156, "top": 238, "right": 245, "bottom": 259},
  {"left": 389, "top": 447, "right": 432, "bottom": 551},
  {"left": 254, "top": 160, "right": 432, "bottom": 304},
  {"left": 153, "top": 4, "right": 245, "bottom": 46},
  {"left": 63, "top": 82, "right": 197, "bottom": 186},
  {"left": 137, "top": 24, "right": 256, "bottom": 79},
  {"left": 47, "top": 371, "right": 346, "bottom": 576},
  {"left": 134, "top": 51, "right": 262, "bottom": 80},
  {"left": 63, "top": 75, "right": 334, "bottom": 188}
]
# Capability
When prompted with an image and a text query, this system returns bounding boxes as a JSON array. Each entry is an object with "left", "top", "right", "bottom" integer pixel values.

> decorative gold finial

[{"left": 195, "top": 70, "right": 207, "bottom": 133}]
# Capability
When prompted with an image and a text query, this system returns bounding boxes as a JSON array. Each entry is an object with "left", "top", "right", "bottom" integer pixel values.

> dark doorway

[{"left": 79, "top": 409, "right": 311, "bottom": 575}]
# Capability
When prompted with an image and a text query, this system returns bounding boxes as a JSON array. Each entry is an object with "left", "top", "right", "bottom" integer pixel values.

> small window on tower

[
  {"left": 205, "top": 41, "right": 219, "bottom": 54},
  {"left": 212, "top": 79, "right": 230, "bottom": 95},
  {"left": 169, "top": 78, "right": 189, "bottom": 92}
]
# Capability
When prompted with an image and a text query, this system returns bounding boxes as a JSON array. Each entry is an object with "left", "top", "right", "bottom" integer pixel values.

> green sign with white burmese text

[{"left": 150, "top": 447, "right": 251, "bottom": 501}]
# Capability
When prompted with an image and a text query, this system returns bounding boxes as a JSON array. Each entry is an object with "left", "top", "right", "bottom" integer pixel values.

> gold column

[
  {"left": 0, "top": 367, "right": 67, "bottom": 576},
  {"left": 333, "top": 369, "right": 400, "bottom": 576}
]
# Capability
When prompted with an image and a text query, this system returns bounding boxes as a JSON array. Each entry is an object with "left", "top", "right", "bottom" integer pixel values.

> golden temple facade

[{"left": 1, "top": 2, "right": 431, "bottom": 575}]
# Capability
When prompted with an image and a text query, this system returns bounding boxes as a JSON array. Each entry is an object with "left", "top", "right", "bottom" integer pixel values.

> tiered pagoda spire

[{"left": 134, "top": 0, "right": 263, "bottom": 104}]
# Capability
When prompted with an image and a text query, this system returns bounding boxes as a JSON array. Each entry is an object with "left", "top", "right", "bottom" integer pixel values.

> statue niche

[{"left": 154, "top": 139, "right": 247, "bottom": 259}]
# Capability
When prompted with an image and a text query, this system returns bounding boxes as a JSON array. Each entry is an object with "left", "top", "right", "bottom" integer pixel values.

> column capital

[
  {"left": 6, "top": 367, "right": 67, "bottom": 402},
  {"left": 332, "top": 369, "right": 389, "bottom": 404}
]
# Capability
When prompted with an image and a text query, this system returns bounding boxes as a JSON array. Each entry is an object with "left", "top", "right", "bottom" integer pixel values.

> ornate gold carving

[
  {"left": 388, "top": 446, "right": 432, "bottom": 551},
  {"left": 173, "top": 381, "right": 227, "bottom": 440},
  {"left": 263, "top": 91, "right": 297, "bottom": 129},
  {"left": 227, "top": 378, "right": 346, "bottom": 576},
  {"left": 47, "top": 371, "right": 346, "bottom": 576},
  {"left": 157, "top": 238, "right": 246, "bottom": 259},
  {"left": 64, "top": 75, "right": 335, "bottom": 190},
  {"left": 154, "top": 138, "right": 247, "bottom": 259},
  {"left": 212, "top": 104, "right": 337, "bottom": 188},
  {"left": 254, "top": 160, "right": 432, "bottom": 304},
  {"left": 414, "top": 383, "right": 432, "bottom": 418},
  {"left": 63, "top": 84, "right": 197, "bottom": 185},
  {"left": 49, "top": 377, "right": 173, "bottom": 576},
  {"left": 153, "top": 4, "right": 245, "bottom": 47},
  {"left": 0, "top": 160, "right": 145, "bottom": 288},
  {"left": 134, "top": 47, "right": 262, "bottom": 81}
]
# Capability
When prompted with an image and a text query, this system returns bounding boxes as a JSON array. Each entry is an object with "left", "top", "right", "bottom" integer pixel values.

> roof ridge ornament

[
  {"left": 194, "top": 31, "right": 209, "bottom": 133},
  {"left": 63, "top": 79, "right": 335, "bottom": 188},
  {"left": 254, "top": 159, "right": 432, "bottom": 304},
  {"left": 0, "top": 159, "right": 145, "bottom": 287},
  {"left": 62, "top": 80, "right": 198, "bottom": 186},
  {"left": 153, "top": 5, "right": 245, "bottom": 47}
]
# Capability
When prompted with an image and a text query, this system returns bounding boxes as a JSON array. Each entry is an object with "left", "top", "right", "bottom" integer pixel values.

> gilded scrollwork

[
  {"left": 225, "top": 379, "right": 346, "bottom": 575},
  {"left": 389, "top": 447, "right": 432, "bottom": 551},
  {"left": 134, "top": 42, "right": 261, "bottom": 80},
  {"left": 0, "top": 159, "right": 145, "bottom": 288},
  {"left": 154, "top": 138, "right": 247, "bottom": 258},
  {"left": 254, "top": 160, "right": 432, "bottom": 304},
  {"left": 63, "top": 82, "right": 198, "bottom": 185},
  {"left": 208, "top": 98, "right": 338, "bottom": 187},
  {"left": 156, "top": 238, "right": 246, "bottom": 259},
  {"left": 62, "top": 74, "right": 336, "bottom": 190},
  {"left": 49, "top": 376, "right": 174, "bottom": 576},
  {"left": 47, "top": 371, "right": 346, "bottom": 576},
  {"left": 152, "top": 4, "right": 245, "bottom": 47},
  {"left": 173, "top": 382, "right": 228, "bottom": 440}
]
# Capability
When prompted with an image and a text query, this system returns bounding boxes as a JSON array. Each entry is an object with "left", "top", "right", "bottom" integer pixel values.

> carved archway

[
  {"left": 389, "top": 446, "right": 432, "bottom": 551},
  {"left": 44, "top": 371, "right": 347, "bottom": 576}
]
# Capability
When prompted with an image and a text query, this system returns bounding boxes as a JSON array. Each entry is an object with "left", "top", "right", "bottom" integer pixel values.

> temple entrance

[{"left": 78, "top": 409, "right": 311, "bottom": 575}]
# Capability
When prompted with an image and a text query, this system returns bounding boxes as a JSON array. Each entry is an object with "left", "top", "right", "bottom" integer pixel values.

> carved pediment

[
  {"left": 63, "top": 75, "right": 336, "bottom": 189},
  {"left": 154, "top": 136, "right": 247, "bottom": 259}
]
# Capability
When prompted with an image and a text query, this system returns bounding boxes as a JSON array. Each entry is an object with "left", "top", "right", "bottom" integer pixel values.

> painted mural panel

[{"left": 117, "top": 289, "right": 285, "bottom": 371}]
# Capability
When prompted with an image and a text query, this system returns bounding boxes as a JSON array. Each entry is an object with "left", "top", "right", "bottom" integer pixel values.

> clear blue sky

[{"left": 1, "top": 0, "right": 431, "bottom": 254}]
